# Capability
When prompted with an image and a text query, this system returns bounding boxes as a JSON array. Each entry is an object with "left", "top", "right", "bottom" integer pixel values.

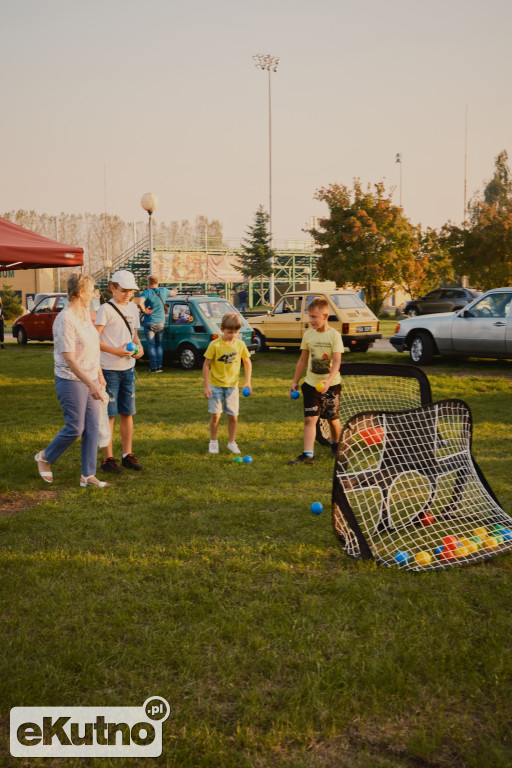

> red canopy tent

[{"left": 0, "top": 216, "right": 83, "bottom": 270}]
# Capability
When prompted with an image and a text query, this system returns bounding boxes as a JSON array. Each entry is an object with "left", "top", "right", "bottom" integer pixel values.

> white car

[{"left": 390, "top": 287, "right": 512, "bottom": 364}]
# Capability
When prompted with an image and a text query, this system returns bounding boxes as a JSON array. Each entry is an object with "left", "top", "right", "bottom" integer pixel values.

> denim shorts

[
  {"left": 208, "top": 385, "right": 239, "bottom": 416},
  {"left": 103, "top": 368, "right": 136, "bottom": 418}
]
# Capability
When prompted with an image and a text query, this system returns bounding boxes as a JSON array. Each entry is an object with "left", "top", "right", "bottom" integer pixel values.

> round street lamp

[{"left": 141, "top": 193, "right": 159, "bottom": 276}]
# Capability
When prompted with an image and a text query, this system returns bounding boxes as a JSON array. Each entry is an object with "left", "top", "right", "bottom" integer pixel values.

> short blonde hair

[
  {"left": 221, "top": 312, "right": 242, "bottom": 331},
  {"left": 148, "top": 275, "right": 159, "bottom": 286},
  {"left": 67, "top": 273, "right": 95, "bottom": 301}
]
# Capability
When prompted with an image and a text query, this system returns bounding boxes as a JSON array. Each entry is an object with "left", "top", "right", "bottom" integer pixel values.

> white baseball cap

[{"left": 111, "top": 270, "right": 138, "bottom": 290}]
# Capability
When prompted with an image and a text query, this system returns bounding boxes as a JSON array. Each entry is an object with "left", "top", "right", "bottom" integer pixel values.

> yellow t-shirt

[
  {"left": 204, "top": 337, "right": 250, "bottom": 387},
  {"left": 301, "top": 327, "right": 343, "bottom": 387}
]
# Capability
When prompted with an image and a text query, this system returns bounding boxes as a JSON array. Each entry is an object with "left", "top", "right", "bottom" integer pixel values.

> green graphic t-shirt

[{"left": 301, "top": 327, "right": 343, "bottom": 387}]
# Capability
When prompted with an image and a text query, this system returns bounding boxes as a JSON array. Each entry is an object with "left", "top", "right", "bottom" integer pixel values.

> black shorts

[{"left": 301, "top": 382, "right": 341, "bottom": 421}]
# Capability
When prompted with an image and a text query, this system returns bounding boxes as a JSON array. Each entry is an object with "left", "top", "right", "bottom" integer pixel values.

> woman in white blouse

[{"left": 34, "top": 274, "right": 108, "bottom": 488}]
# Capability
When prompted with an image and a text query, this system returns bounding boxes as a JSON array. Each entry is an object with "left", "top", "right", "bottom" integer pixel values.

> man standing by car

[{"left": 138, "top": 275, "right": 170, "bottom": 373}]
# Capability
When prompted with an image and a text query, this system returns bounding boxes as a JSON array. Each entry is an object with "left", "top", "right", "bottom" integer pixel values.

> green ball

[{"left": 233, "top": 456, "right": 243, "bottom": 464}]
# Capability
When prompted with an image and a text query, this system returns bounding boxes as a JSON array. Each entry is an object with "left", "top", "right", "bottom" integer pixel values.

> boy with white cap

[{"left": 95, "top": 270, "right": 145, "bottom": 474}]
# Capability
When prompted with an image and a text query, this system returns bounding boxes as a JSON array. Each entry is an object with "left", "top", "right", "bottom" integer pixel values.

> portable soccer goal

[
  {"left": 332, "top": 397, "right": 512, "bottom": 570},
  {"left": 316, "top": 363, "right": 432, "bottom": 446}
]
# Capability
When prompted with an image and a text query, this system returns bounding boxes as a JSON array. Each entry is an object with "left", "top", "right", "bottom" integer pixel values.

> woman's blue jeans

[{"left": 44, "top": 376, "right": 100, "bottom": 477}]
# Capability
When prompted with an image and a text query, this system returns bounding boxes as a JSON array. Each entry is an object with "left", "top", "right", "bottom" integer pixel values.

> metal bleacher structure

[{"left": 92, "top": 236, "right": 319, "bottom": 307}]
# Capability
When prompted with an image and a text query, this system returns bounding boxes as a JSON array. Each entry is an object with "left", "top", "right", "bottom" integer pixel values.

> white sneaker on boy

[
  {"left": 209, "top": 440, "right": 219, "bottom": 454},
  {"left": 227, "top": 442, "right": 241, "bottom": 454}
]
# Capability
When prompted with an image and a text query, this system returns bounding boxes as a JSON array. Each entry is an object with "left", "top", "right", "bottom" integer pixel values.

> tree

[
  {"left": 401, "top": 226, "right": 455, "bottom": 298},
  {"left": 444, "top": 151, "right": 512, "bottom": 289},
  {"left": 306, "top": 181, "right": 418, "bottom": 314},
  {"left": 238, "top": 206, "right": 275, "bottom": 305},
  {"left": 1, "top": 283, "right": 22, "bottom": 320}
]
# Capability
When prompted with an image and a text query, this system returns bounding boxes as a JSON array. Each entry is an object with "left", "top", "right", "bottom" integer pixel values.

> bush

[{"left": 1, "top": 283, "right": 22, "bottom": 321}]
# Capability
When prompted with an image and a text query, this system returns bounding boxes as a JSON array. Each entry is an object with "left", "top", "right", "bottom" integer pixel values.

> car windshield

[
  {"left": 329, "top": 294, "right": 367, "bottom": 309},
  {"left": 197, "top": 300, "right": 237, "bottom": 319}
]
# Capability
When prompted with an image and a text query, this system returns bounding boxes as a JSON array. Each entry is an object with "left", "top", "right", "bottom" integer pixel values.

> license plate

[{"left": 356, "top": 325, "right": 371, "bottom": 333}]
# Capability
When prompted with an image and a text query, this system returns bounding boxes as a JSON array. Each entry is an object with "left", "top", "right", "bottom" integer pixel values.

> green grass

[{"left": 1, "top": 342, "right": 512, "bottom": 767}]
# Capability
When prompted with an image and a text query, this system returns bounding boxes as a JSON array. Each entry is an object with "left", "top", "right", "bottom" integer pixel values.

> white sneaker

[
  {"left": 227, "top": 441, "right": 241, "bottom": 454},
  {"left": 209, "top": 440, "right": 219, "bottom": 454}
]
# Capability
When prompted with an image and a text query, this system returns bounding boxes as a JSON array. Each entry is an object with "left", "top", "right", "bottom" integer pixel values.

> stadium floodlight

[{"left": 253, "top": 53, "right": 280, "bottom": 305}]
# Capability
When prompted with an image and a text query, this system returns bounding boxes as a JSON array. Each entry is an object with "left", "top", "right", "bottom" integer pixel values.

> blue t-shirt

[{"left": 140, "top": 286, "right": 170, "bottom": 324}]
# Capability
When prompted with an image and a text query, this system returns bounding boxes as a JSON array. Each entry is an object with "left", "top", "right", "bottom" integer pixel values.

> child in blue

[{"left": 138, "top": 275, "right": 171, "bottom": 372}]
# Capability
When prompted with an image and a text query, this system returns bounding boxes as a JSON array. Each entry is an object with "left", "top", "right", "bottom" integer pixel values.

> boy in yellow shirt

[
  {"left": 203, "top": 313, "right": 252, "bottom": 454},
  {"left": 289, "top": 296, "right": 342, "bottom": 464}
]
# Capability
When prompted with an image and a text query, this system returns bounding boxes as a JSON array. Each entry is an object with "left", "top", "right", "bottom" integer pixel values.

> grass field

[{"left": 1, "top": 342, "right": 512, "bottom": 767}]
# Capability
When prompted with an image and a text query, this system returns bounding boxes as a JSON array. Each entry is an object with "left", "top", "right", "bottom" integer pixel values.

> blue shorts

[
  {"left": 103, "top": 368, "right": 136, "bottom": 418},
  {"left": 208, "top": 385, "right": 239, "bottom": 416}
]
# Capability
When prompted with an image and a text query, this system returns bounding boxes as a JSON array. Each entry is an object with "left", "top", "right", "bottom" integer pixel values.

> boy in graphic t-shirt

[
  {"left": 203, "top": 313, "right": 252, "bottom": 455},
  {"left": 288, "top": 296, "right": 343, "bottom": 464}
]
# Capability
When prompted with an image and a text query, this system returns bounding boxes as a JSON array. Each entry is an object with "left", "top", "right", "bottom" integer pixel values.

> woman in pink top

[{"left": 34, "top": 274, "right": 108, "bottom": 488}]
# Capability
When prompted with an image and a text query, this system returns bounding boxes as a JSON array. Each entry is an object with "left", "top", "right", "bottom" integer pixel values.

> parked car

[
  {"left": 401, "top": 288, "right": 481, "bottom": 317},
  {"left": 138, "top": 294, "right": 257, "bottom": 369},
  {"left": 12, "top": 294, "right": 100, "bottom": 344},
  {"left": 390, "top": 287, "right": 512, "bottom": 364},
  {"left": 249, "top": 290, "right": 381, "bottom": 353}
]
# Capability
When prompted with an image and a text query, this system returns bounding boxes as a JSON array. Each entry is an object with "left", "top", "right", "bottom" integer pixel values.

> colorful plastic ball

[
  {"left": 290, "top": 390, "right": 300, "bottom": 400},
  {"left": 493, "top": 534, "right": 505, "bottom": 545},
  {"left": 465, "top": 541, "right": 479, "bottom": 554},
  {"left": 394, "top": 550, "right": 411, "bottom": 565},
  {"left": 469, "top": 536, "right": 482, "bottom": 549},
  {"left": 360, "top": 427, "right": 384, "bottom": 446},
  {"left": 482, "top": 536, "right": 499, "bottom": 549},
  {"left": 439, "top": 549, "right": 456, "bottom": 561},
  {"left": 243, "top": 455, "right": 253, "bottom": 464},
  {"left": 434, "top": 545, "right": 445, "bottom": 556},
  {"left": 454, "top": 545, "right": 470, "bottom": 558},
  {"left": 501, "top": 528, "right": 512, "bottom": 541},
  {"left": 315, "top": 381, "right": 326, "bottom": 392},
  {"left": 473, "top": 527, "right": 488, "bottom": 538},
  {"left": 310, "top": 502, "right": 323, "bottom": 515},
  {"left": 233, "top": 456, "right": 243, "bottom": 464},
  {"left": 415, "top": 551, "right": 432, "bottom": 566},
  {"left": 420, "top": 513, "right": 435, "bottom": 526},
  {"left": 242, "top": 387, "right": 251, "bottom": 397},
  {"left": 443, "top": 535, "right": 459, "bottom": 551}
]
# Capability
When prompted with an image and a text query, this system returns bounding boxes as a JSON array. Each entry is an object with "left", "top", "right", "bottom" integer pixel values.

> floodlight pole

[
  {"left": 254, "top": 53, "right": 280, "bottom": 306},
  {"left": 141, "top": 193, "right": 159, "bottom": 277}
]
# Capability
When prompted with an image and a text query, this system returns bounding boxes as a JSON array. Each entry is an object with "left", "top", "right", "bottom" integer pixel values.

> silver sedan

[{"left": 390, "top": 288, "right": 512, "bottom": 364}]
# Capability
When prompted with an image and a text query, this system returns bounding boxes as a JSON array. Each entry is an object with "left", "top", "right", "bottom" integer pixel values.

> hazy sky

[{"left": 1, "top": 0, "right": 511, "bottom": 244}]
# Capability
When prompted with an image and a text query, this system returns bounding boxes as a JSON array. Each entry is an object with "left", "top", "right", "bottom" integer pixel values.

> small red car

[{"left": 12, "top": 294, "right": 100, "bottom": 344}]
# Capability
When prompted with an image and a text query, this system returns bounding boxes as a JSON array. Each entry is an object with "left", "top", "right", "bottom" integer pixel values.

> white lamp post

[
  {"left": 104, "top": 259, "right": 112, "bottom": 282},
  {"left": 303, "top": 266, "right": 311, "bottom": 292},
  {"left": 253, "top": 53, "right": 280, "bottom": 306},
  {"left": 141, "top": 193, "right": 159, "bottom": 276}
]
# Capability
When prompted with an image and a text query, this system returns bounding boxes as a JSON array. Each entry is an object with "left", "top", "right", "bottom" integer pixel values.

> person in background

[
  {"left": 34, "top": 273, "right": 108, "bottom": 488},
  {"left": 237, "top": 286, "right": 248, "bottom": 314},
  {"left": 95, "top": 270, "right": 145, "bottom": 474},
  {"left": 138, "top": 274, "right": 170, "bottom": 373},
  {"left": 0, "top": 295, "right": 4, "bottom": 349}
]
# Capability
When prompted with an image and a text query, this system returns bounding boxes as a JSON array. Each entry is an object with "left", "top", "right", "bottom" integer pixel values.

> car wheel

[
  {"left": 354, "top": 342, "right": 369, "bottom": 353},
  {"left": 16, "top": 327, "right": 27, "bottom": 345},
  {"left": 407, "top": 308, "right": 419, "bottom": 317},
  {"left": 316, "top": 419, "right": 331, "bottom": 446},
  {"left": 254, "top": 330, "right": 267, "bottom": 352},
  {"left": 410, "top": 332, "right": 434, "bottom": 365},
  {"left": 178, "top": 344, "right": 202, "bottom": 370}
]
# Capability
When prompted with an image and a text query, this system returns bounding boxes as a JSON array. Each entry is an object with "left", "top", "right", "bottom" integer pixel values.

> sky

[{"left": 1, "top": 0, "right": 511, "bottom": 246}]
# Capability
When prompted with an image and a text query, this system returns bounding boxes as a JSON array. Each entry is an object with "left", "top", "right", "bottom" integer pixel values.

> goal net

[{"left": 332, "top": 398, "right": 512, "bottom": 570}]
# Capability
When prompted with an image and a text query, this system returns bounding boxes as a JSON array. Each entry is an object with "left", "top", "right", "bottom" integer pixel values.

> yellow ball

[
  {"left": 473, "top": 527, "right": 488, "bottom": 537},
  {"left": 482, "top": 536, "right": 499, "bottom": 549},
  {"left": 315, "top": 381, "right": 326, "bottom": 392},
  {"left": 465, "top": 541, "right": 479, "bottom": 553},
  {"left": 415, "top": 551, "right": 432, "bottom": 566},
  {"left": 454, "top": 545, "right": 470, "bottom": 558}
]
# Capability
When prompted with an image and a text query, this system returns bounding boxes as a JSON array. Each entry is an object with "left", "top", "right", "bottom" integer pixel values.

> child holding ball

[
  {"left": 203, "top": 313, "right": 252, "bottom": 455},
  {"left": 289, "top": 296, "right": 342, "bottom": 464}
]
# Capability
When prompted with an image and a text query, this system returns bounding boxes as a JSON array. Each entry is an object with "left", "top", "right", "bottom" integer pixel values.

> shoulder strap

[
  {"left": 108, "top": 300, "right": 133, "bottom": 339},
  {"left": 152, "top": 288, "right": 166, "bottom": 309}
]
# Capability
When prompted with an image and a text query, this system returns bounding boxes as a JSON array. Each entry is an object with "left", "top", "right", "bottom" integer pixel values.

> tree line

[{"left": 1, "top": 210, "right": 224, "bottom": 278}]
